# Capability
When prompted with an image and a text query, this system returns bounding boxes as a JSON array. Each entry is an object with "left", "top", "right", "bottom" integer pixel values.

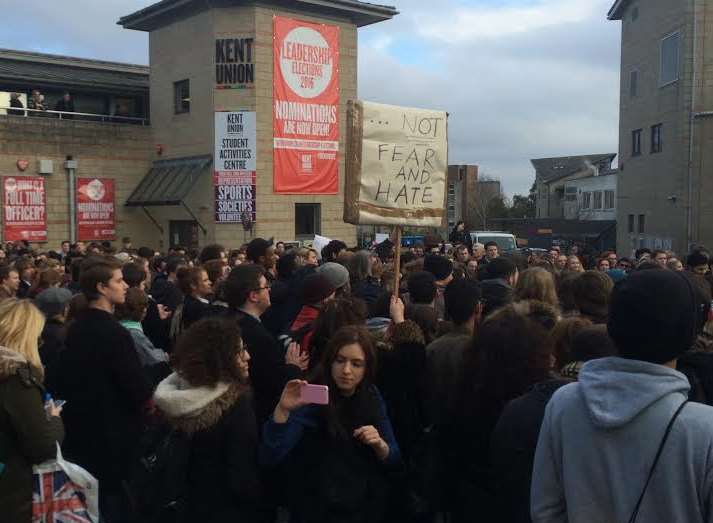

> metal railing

[{"left": 0, "top": 106, "right": 148, "bottom": 125}]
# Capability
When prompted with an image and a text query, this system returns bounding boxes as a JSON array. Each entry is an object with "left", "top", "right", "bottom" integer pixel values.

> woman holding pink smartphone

[{"left": 260, "top": 325, "right": 401, "bottom": 523}]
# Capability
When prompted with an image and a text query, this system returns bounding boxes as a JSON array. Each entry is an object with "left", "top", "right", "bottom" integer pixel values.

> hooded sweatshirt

[{"left": 531, "top": 357, "right": 713, "bottom": 523}]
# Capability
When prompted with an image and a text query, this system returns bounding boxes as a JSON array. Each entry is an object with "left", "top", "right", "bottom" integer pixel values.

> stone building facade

[
  {"left": 119, "top": 0, "right": 397, "bottom": 248},
  {"left": 0, "top": 0, "right": 397, "bottom": 250},
  {"left": 0, "top": 116, "right": 155, "bottom": 249},
  {"left": 609, "top": 0, "right": 713, "bottom": 255}
]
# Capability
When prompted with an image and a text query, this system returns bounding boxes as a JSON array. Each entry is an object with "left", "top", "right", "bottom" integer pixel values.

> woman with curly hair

[
  {"left": 450, "top": 305, "right": 554, "bottom": 522},
  {"left": 153, "top": 317, "right": 262, "bottom": 522}
]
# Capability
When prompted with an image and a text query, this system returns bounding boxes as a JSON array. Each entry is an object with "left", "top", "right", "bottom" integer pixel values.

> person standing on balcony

[
  {"left": 27, "top": 89, "right": 46, "bottom": 116},
  {"left": 54, "top": 92, "right": 75, "bottom": 119},
  {"left": 7, "top": 93, "right": 24, "bottom": 116}
]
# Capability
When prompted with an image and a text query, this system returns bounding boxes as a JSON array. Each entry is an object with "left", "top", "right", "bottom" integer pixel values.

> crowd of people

[
  {"left": 2, "top": 228, "right": 713, "bottom": 523},
  {"left": 6, "top": 90, "right": 76, "bottom": 118}
]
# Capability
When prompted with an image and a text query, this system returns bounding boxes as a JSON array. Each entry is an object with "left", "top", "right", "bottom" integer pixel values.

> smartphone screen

[
  {"left": 300, "top": 384, "right": 329, "bottom": 405},
  {"left": 54, "top": 400, "right": 67, "bottom": 408}
]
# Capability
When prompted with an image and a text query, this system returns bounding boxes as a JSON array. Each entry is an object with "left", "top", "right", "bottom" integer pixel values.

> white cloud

[
  {"left": 0, "top": 0, "right": 621, "bottom": 196},
  {"left": 418, "top": 0, "right": 602, "bottom": 42},
  {"left": 358, "top": 0, "right": 621, "bottom": 195}
]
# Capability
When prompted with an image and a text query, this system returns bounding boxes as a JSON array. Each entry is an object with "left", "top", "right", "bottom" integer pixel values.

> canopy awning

[{"left": 126, "top": 155, "right": 212, "bottom": 206}]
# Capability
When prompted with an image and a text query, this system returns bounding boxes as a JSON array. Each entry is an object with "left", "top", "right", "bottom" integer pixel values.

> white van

[{"left": 469, "top": 231, "right": 517, "bottom": 252}]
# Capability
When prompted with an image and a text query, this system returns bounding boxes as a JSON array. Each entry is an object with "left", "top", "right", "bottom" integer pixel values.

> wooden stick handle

[{"left": 393, "top": 226, "right": 402, "bottom": 298}]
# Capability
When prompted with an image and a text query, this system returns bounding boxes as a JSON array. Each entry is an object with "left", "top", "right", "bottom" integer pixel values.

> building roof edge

[
  {"left": 119, "top": 0, "right": 398, "bottom": 30},
  {"left": 607, "top": 0, "right": 628, "bottom": 20},
  {"left": 0, "top": 48, "right": 148, "bottom": 74}
]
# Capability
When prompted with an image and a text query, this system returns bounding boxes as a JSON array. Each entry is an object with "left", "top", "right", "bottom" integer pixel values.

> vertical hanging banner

[
  {"left": 77, "top": 178, "right": 115, "bottom": 240},
  {"left": 214, "top": 111, "right": 257, "bottom": 223},
  {"left": 3, "top": 176, "right": 46, "bottom": 242},
  {"left": 273, "top": 16, "right": 339, "bottom": 194}
]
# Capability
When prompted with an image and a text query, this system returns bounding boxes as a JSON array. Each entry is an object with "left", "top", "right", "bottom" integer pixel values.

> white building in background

[{"left": 563, "top": 172, "right": 618, "bottom": 221}]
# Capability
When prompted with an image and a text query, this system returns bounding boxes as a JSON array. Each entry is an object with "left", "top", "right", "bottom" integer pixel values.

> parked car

[{"left": 470, "top": 231, "right": 517, "bottom": 252}]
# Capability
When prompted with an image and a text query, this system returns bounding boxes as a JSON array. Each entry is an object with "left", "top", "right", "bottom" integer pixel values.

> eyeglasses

[{"left": 254, "top": 286, "right": 270, "bottom": 291}]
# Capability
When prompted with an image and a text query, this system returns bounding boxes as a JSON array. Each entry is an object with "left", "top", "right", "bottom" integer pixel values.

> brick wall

[{"left": 0, "top": 115, "right": 156, "bottom": 250}]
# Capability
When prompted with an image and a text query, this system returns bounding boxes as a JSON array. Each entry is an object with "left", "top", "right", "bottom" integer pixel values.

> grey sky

[{"left": 0, "top": 0, "right": 622, "bottom": 197}]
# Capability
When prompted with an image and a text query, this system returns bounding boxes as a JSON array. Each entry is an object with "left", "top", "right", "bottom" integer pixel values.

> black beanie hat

[
  {"left": 301, "top": 273, "right": 336, "bottom": 305},
  {"left": 687, "top": 251, "right": 709, "bottom": 268},
  {"left": 608, "top": 270, "right": 697, "bottom": 364},
  {"left": 423, "top": 254, "right": 453, "bottom": 281}
]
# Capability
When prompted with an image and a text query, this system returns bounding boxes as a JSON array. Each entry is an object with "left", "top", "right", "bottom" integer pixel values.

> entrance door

[{"left": 169, "top": 220, "right": 199, "bottom": 249}]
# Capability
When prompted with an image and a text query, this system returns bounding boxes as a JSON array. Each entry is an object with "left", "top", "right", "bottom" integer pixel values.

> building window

[
  {"left": 651, "top": 123, "right": 663, "bottom": 153},
  {"left": 604, "top": 190, "right": 615, "bottom": 209},
  {"left": 638, "top": 214, "right": 646, "bottom": 234},
  {"left": 628, "top": 214, "right": 635, "bottom": 233},
  {"left": 660, "top": 32, "right": 680, "bottom": 86},
  {"left": 565, "top": 186, "right": 577, "bottom": 202},
  {"left": 582, "top": 192, "right": 591, "bottom": 209},
  {"left": 295, "top": 203, "right": 321, "bottom": 237},
  {"left": 632, "top": 129, "right": 642, "bottom": 157},
  {"left": 174, "top": 80, "right": 190, "bottom": 114},
  {"left": 593, "top": 191, "right": 603, "bottom": 210},
  {"left": 629, "top": 70, "right": 638, "bottom": 98}
]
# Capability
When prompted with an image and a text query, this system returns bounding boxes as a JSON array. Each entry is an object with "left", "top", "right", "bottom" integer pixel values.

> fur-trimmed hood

[
  {"left": 0, "top": 346, "right": 29, "bottom": 381},
  {"left": 153, "top": 372, "right": 245, "bottom": 434}
]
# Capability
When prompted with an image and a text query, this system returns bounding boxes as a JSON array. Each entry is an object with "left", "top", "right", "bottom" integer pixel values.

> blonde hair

[
  {"left": 0, "top": 299, "right": 46, "bottom": 376},
  {"left": 515, "top": 267, "right": 559, "bottom": 308}
]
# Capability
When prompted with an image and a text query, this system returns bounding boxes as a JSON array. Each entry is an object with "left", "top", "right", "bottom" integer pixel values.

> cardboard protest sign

[
  {"left": 312, "top": 234, "right": 331, "bottom": 259},
  {"left": 344, "top": 101, "right": 448, "bottom": 226},
  {"left": 3, "top": 176, "right": 46, "bottom": 242}
]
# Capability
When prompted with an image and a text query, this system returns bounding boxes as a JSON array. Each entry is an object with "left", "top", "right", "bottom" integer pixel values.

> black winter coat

[
  {"left": 155, "top": 382, "right": 264, "bottom": 523},
  {"left": 376, "top": 320, "right": 428, "bottom": 462},
  {"left": 236, "top": 311, "right": 301, "bottom": 424},
  {"left": 352, "top": 278, "right": 385, "bottom": 315},
  {"left": 490, "top": 379, "right": 570, "bottom": 523},
  {"left": 448, "top": 228, "right": 473, "bottom": 252},
  {"left": 39, "top": 320, "right": 66, "bottom": 396},
  {"left": 56, "top": 308, "right": 152, "bottom": 487},
  {"left": 181, "top": 295, "right": 210, "bottom": 330}
]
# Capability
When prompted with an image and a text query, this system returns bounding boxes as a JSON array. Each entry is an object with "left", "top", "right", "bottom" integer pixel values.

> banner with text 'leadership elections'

[
  {"left": 214, "top": 111, "right": 257, "bottom": 223},
  {"left": 3, "top": 176, "right": 46, "bottom": 242},
  {"left": 273, "top": 16, "right": 339, "bottom": 194}
]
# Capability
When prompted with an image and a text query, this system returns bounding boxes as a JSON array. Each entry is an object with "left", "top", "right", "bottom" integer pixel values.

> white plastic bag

[{"left": 32, "top": 442, "right": 99, "bottom": 522}]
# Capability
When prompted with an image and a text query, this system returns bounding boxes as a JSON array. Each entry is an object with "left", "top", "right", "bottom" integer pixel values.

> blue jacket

[
  {"left": 532, "top": 357, "right": 713, "bottom": 523},
  {"left": 260, "top": 385, "right": 401, "bottom": 466},
  {"left": 260, "top": 385, "right": 401, "bottom": 523}
]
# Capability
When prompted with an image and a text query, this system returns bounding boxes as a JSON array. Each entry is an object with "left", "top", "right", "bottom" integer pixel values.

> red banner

[
  {"left": 273, "top": 16, "right": 339, "bottom": 194},
  {"left": 77, "top": 178, "right": 115, "bottom": 241},
  {"left": 3, "top": 176, "right": 46, "bottom": 242}
]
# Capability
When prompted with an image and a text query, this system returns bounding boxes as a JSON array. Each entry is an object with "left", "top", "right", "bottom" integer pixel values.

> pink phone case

[{"left": 300, "top": 384, "right": 329, "bottom": 405}]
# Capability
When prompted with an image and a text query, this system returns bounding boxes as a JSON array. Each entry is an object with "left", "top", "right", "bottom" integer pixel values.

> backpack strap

[{"left": 628, "top": 399, "right": 688, "bottom": 523}]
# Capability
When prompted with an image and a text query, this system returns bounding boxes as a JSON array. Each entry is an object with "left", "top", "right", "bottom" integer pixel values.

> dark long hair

[
  {"left": 459, "top": 304, "right": 553, "bottom": 425},
  {"left": 308, "top": 298, "right": 368, "bottom": 372},
  {"left": 315, "top": 325, "right": 381, "bottom": 440}
]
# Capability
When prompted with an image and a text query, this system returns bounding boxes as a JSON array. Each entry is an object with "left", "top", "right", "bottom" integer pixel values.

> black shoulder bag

[{"left": 628, "top": 400, "right": 688, "bottom": 523}]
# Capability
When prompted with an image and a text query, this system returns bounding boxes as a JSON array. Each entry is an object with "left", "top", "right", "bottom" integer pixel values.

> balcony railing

[{"left": 0, "top": 106, "right": 148, "bottom": 125}]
